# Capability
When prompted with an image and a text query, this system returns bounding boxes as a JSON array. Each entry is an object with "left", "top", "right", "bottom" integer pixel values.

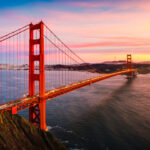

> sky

[{"left": 0, "top": 0, "right": 150, "bottom": 63}]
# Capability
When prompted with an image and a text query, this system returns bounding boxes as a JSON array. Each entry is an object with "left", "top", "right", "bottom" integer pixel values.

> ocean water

[
  {"left": 45, "top": 73, "right": 150, "bottom": 150},
  {"left": 1, "top": 71, "right": 150, "bottom": 150}
]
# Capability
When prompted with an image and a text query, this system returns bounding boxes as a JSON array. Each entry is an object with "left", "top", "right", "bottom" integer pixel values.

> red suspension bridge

[{"left": 0, "top": 21, "right": 136, "bottom": 131}]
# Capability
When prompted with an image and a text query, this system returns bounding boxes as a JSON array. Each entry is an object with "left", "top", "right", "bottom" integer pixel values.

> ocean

[{"left": 1, "top": 70, "right": 150, "bottom": 150}]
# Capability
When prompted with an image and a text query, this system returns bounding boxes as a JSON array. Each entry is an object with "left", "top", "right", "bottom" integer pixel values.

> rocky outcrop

[{"left": 0, "top": 112, "right": 67, "bottom": 150}]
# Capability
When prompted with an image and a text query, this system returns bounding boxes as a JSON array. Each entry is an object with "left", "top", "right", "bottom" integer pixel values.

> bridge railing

[
  {"left": 0, "top": 21, "right": 137, "bottom": 131},
  {"left": 0, "top": 21, "right": 135, "bottom": 106},
  {"left": 0, "top": 21, "right": 100, "bottom": 105}
]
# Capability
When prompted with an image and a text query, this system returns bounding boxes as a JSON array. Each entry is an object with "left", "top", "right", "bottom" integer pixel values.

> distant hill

[
  {"left": 1, "top": 61, "right": 150, "bottom": 74},
  {"left": 0, "top": 112, "right": 67, "bottom": 150},
  {"left": 102, "top": 60, "right": 126, "bottom": 64}
]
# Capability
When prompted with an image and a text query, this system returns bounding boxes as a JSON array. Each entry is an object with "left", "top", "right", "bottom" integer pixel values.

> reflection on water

[{"left": 4, "top": 71, "right": 150, "bottom": 150}]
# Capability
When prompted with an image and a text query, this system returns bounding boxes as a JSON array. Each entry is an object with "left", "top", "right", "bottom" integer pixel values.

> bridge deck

[{"left": 0, "top": 69, "right": 136, "bottom": 112}]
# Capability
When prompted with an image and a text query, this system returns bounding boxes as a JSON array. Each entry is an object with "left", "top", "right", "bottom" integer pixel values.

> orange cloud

[{"left": 77, "top": 52, "right": 150, "bottom": 63}]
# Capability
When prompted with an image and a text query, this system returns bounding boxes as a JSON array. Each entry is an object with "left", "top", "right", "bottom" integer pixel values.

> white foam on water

[{"left": 47, "top": 126, "right": 53, "bottom": 131}]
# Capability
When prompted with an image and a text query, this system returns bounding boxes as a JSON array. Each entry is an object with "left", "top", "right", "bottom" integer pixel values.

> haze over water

[{"left": 15, "top": 71, "right": 150, "bottom": 150}]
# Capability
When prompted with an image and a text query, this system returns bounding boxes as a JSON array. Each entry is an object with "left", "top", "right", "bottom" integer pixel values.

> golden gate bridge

[{"left": 0, "top": 21, "right": 136, "bottom": 131}]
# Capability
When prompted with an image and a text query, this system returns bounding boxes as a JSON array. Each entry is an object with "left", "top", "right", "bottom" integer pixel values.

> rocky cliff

[{"left": 0, "top": 112, "right": 67, "bottom": 150}]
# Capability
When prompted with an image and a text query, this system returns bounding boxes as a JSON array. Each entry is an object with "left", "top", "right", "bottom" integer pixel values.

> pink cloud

[
  {"left": 41, "top": 7, "right": 150, "bottom": 43},
  {"left": 69, "top": 40, "right": 150, "bottom": 49},
  {"left": 80, "top": 36, "right": 150, "bottom": 43},
  {"left": 1, "top": 1, "right": 150, "bottom": 63},
  {"left": 69, "top": 2, "right": 110, "bottom": 8},
  {"left": 69, "top": 1, "right": 150, "bottom": 11}
]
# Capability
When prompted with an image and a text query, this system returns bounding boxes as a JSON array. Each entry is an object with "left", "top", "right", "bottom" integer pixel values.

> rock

[{"left": 0, "top": 112, "right": 67, "bottom": 150}]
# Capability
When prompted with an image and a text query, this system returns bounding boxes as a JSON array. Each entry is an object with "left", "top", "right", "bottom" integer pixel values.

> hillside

[{"left": 0, "top": 112, "right": 67, "bottom": 150}]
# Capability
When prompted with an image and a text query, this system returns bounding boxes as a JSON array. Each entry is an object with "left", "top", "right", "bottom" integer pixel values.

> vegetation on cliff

[{"left": 0, "top": 112, "right": 67, "bottom": 150}]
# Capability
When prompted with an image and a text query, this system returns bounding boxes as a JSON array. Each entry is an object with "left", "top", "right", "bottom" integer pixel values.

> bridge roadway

[{"left": 0, "top": 69, "right": 136, "bottom": 112}]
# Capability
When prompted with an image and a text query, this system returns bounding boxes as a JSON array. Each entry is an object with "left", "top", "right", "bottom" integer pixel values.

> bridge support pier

[
  {"left": 29, "top": 21, "right": 47, "bottom": 131},
  {"left": 11, "top": 106, "right": 17, "bottom": 114}
]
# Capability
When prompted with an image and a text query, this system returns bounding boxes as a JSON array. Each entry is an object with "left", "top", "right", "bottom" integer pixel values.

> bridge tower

[
  {"left": 29, "top": 21, "right": 46, "bottom": 130},
  {"left": 126, "top": 54, "right": 133, "bottom": 79}
]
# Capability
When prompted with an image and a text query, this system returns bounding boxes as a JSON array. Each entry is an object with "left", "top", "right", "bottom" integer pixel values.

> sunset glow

[{"left": 0, "top": 0, "right": 150, "bottom": 62}]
